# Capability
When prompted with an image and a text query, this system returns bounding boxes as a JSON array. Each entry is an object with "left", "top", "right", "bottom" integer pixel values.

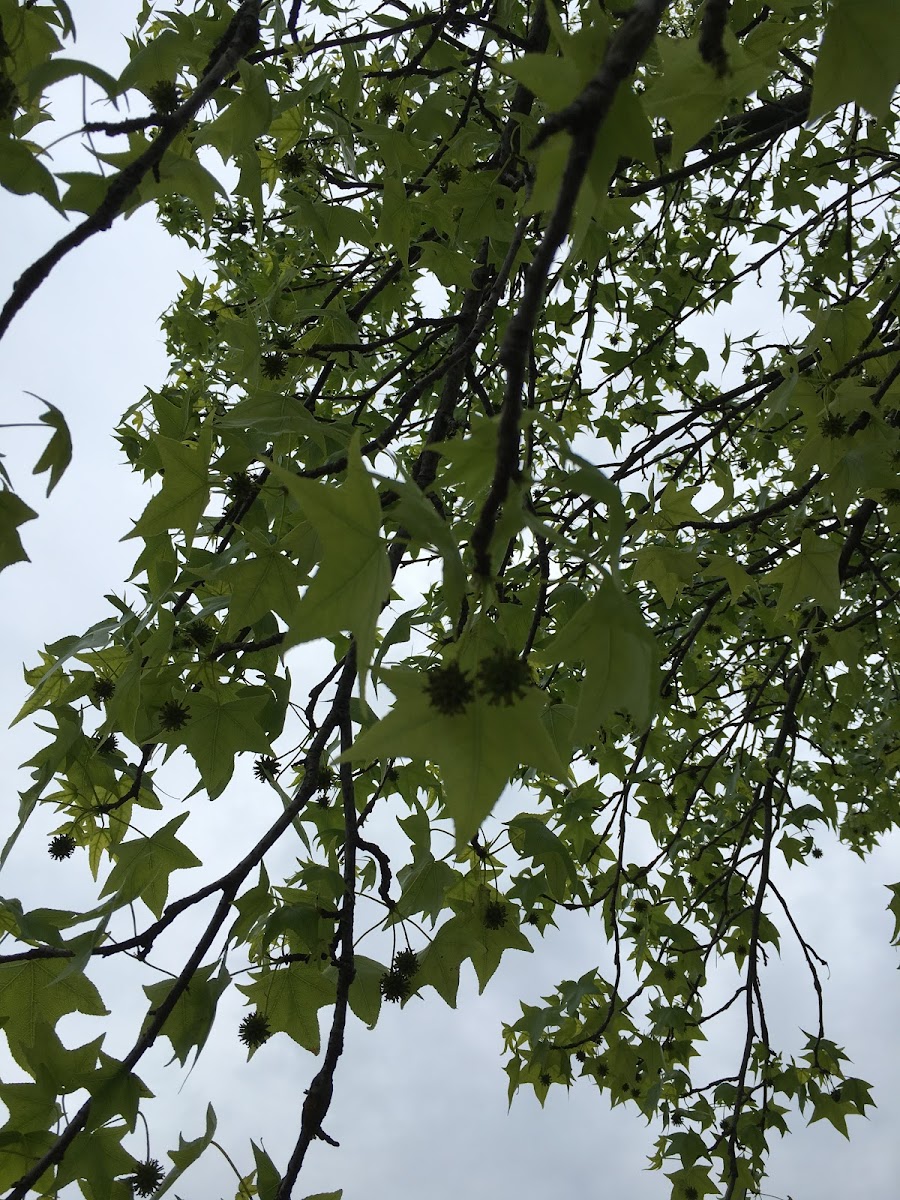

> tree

[{"left": 0, "top": 0, "right": 898, "bottom": 1196}]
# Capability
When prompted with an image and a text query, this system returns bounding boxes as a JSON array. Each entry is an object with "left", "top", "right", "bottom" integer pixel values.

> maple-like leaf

[
  {"left": 342, "top": 669, "right": 568, "bottom": 845},
  {"left": 0, "top": 959, "right": 108, "bottom": 1068},
  {"left": 99, "top": 814, "right": 202, "bottom": 918},
  {"left": 267, "top": 440, "right": 390, "bottom": 671},
  {"left": 126, "top": 429, "right": 212, "bottom": 542},
  {"left": 765, "top": 528, "right": 842, "bottom": 618},
  {"left": 237, "top": 964, "right": 336, "bottom": 1053},
  {"left": 179, "top": 685, "right": 272, "bottom": 798},
  {"left": 545, "top": 579, "right": 658, "bottom": 745}
]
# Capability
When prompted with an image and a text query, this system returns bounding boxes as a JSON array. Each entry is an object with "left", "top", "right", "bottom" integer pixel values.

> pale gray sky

[{"left": 0, "top": 6, "right": 898, "bottom": 1200}]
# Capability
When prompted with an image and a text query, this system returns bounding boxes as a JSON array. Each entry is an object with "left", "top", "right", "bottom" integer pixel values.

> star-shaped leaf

[
  {"left": 765, "top": 529, "right": 842, "bottom": 618},
  {"left": 223, "top": 545, "right": 307, "bottom": 636},
  {"left": 180, "top": 685, "right": 272, "bottom": 798},
  {"left": 126, "top": 428, "right": 212, "bottom": 542},
  {"left": 238, "top": 964, "right": 336, "bottom": 1054},
  {"left": 544, "top": 579, "right": 658, "bottom": 744},
  {"left": 29, "top": 394, "right": 72, "bottom": 496},
  {"left": 99, "top": 814, "right": 202, "bottom": 918},
  {"left": 142, "top": 964, "right": 229, "bottom": 1066},
  {"left": 343, "top": 669, "right": 568, "bottom": 845},
  {"left": 810, "top": 0, "right": 900, "bottom": 120},
  {"left": 267, "top": 440, "right": 390, "bottom": 671},
  {"left": 0, "top": 959, "right": 107, "bottom": 1066},
  {"left": 0, "top": 489, "right": 37, "bottom": 573}
]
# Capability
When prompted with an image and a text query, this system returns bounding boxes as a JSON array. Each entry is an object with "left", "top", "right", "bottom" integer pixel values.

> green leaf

[
  {"left": 702, "top": 553, "right": 753, "bottom": 602},
  {"left": 23, "top": 56, "right": 118, "bottom": 102},
  {"left": 223, "top": 544, "right": 307, "bottom": 637},
  {"left": 80, "top": 1052, "right": 153, "bottom": 1134},
  {"left": 765, "top": 528, "right": 842, "bottom": 617},
  {"left": 0, "top": 1080, "right": 61, "bottom": 1135},
  {"left": 810, "top": 0, "right": 900, "bottom": 120},
  {"left": 252, "top": 1142, "right": 280, "bottom": 1200},
  {"left": 238, "top": 964, "right": 336, "bottom": 1054},
  {"left": 0, "top": 490, "right": 38, "bottom": 572},
  {"left": 378, "top": 175, "right": 413, "bottom": 266},
  {"left": 665, "top": 1164, "right": 719, "bottom": 1198},
  {"left": 29, "top": 393, "right": 73, "bottom": 495},
  {"left": 343, "top": 669, "right": 568, "bottom": 846},
  {"left": 165, "top": 1104, "right": 218, "bottom": 1194},
  {"left": 179, "top": 685, "right": 272, "bottom": 798},
  {"left": 197, "top": 62, "right": 273, "bottom": 162},
  {"left": 499, "top": 51, "right": 577, "bottom": 109},
  {"left": 127, "top": 429, "right": 212, "bottom": 541},
  {"left": 632, "top": 545, "right": 697, "bottom": 607},
  {"left": 885, "top": 882, "right": 900, "bottom": 945},
  {"left": 135, "top": 151, "right": 225, "bottom": 224},
  {"left": 645, "top": 33, "right": 771, "bottom": 159},
  {"left": 344, "top": 955, "right": 385, "bottom": 1028},
  {"left": 0, "top": 136, "right": 62, "bottom": 208},
  {"left": 0, "top": 1128, "right": 57, "bottom": 1193},
  {"left": 507, "top": 815, "right": 576, "bottom": 900},
  {"left": 99, "top": 814, "right": 202, "bottom": 918},
  {"left": 379, "top": 473, "right": 466, "bottom": 618},
  {"left": 116, "top": 29, "right": 193, "bottom": 94},
  {"left": 268, "top": 440, "right": 390, "bottom": 671},
  {"left": 545, "top": 579, "right": 658, "bottom": 744},
  {"left": 142, "top": 965, "right": 229, "bottom": 1066},
  {"left": 0, "top": 959, "right": 108, "bottom": 1065},
  {"left": 54, "top": 1123, "right": 136, "bottom": 1200}
]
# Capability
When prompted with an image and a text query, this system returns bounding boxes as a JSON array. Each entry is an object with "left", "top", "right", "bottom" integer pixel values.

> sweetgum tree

[{"left": 1, "top": 0, "right": 899, "bottom": 1197}]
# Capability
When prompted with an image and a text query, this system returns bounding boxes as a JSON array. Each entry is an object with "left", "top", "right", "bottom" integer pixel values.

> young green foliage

[{"left": 0, "top": 1, "right": 899, "bottom": 1198}]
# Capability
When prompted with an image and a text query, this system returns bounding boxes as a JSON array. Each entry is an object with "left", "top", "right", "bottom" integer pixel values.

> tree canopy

[{"left": 1, "top": 0, "right": 899, "bottom": 1197}]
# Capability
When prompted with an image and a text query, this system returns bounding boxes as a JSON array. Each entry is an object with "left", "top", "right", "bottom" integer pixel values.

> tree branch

[{"left": 0, "top": 0, "right": 262, "bottom": 342}]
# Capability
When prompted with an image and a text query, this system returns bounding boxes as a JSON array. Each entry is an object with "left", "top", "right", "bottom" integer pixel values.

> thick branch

[
  {"left": 471, "top": 0, "right": 670, "bottom": 576},
  {"left": 0, "top": 0, "right": 262, "bottom": 342},
  {"left": 275, "top": 654, "right": 358, "bottom": 1197}
]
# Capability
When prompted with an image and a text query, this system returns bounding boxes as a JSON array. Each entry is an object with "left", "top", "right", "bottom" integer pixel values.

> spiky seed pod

[
  {"left": 280, "top": 149, "right": 308, "bottom": 178},
  {"left": 819, "top": 412, "right": 848, "bottom": 439},
  {"left": 238, "top": 1010, "right": 272, "bottom": 1049},
  {"left": 158, "top": 700, "right": 189, "bottom": 731},
  {"left": 476, "top": 649, "right": 532, "bottom": 706},
  {"left": 483, "top": 900, "right": 508, "bottom": 930},
  {"left": 226, "top": 472, "right": 257, "bottom": 502},
  {"left": 424, "top": 663, "right": 474, "bottom": 716},
  {"left": 49, "top": 834, "right": 76, "bottom": 861},
  {"left": 393, "top": 949, "right": 419, "bottom": 979},
  {"left": 130, "top": 1160, "right": 165, "bottom": 1197},
  {"left": 882, "top": 487, "right": 900, "bottom": 506},
  {"left": 261, "top": 351, "right": 289, "bottom": 379},
  {"left": 97, "top": 734, "right": 119, "bottom": 756},
  {"left": 437, "top": 161, "right": 461, "bottom": 188},
  {"left": 185, "top": 620, "right": 215, "bottom": 648},
  {"left": 253, "top": 755, "right": 279, "bottom": 783},
  {"left": 376, "top": 91, "right": 400, "bottom": 115},
  {"left": 145, "top": 80, "right": 180, "bottom": 114},
  {"left": 90, "top": 676, "right": 115, "bottom": 704},
  {"left": 317, "top": 763, "right": 337, "bottom": 792},
  {"left": 379, "top": 969, "right": 411, "bottom": 1003}
]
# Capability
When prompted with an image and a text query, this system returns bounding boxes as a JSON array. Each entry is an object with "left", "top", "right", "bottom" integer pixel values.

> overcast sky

[{"left": 0, "top": 5, "right": 898, "bottom": 1200}]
